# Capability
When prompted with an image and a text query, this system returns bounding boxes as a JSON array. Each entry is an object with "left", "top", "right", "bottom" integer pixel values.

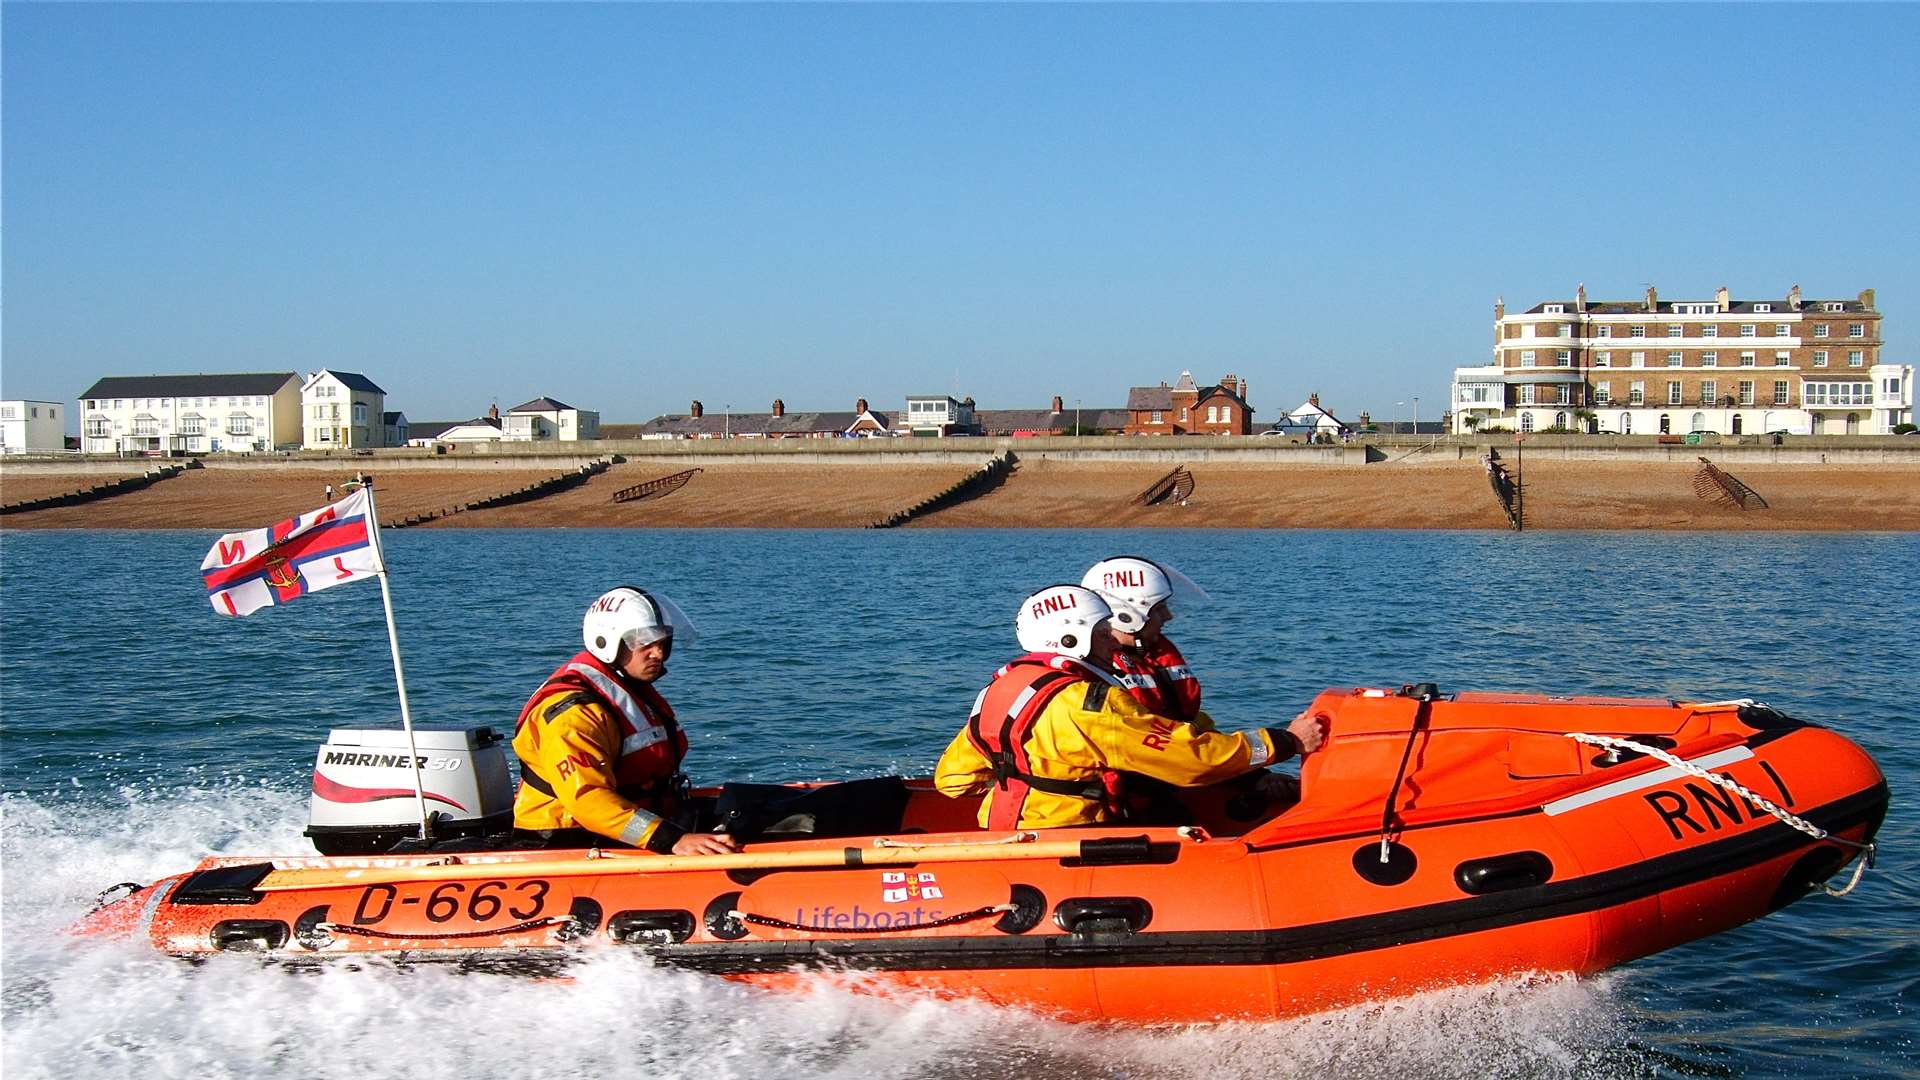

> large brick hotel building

[{"left": 1451, "top": 285, "right": 1912, "bottom": 436}]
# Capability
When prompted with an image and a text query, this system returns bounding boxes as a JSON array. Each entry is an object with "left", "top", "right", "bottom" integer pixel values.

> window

[
  {"left": 1755, "top": 304, "right": 1773, "bottom": 313},
  {"left": 1739, "top": 381, "right": 1756, "bottom": 406},
  {"left": 1773, "top": 381, "right": 1790, "bottom": 406},
  {"left": 1775, "top": 324, "right": 1790, "bottom": 336},
  {"left": 1555, "top": 412, "right": 1568, "bottom": 430},
  {"left": 1597, "top": 325, "right": 1612, "bottom": 338},
  {"left": 1775, "top": 351, "right": 1792, "bottom": 366},
  {"left": 1180, "top": 407, "right": 1189, "bottom": 422},
  {"left": 1668, "top": 325, "right": 1684, "bottom": 338},
  {"left": 1556, "top": 385, "right": 1572, "bottom": 405},
  {"left": 1804, "top": 382, "right": 1873, "bottom": 407},
  {"left": 114, "top": 399, "right": 123, "bottom": 409},
  {"left": 1667, "top": 352, "right": 1683, "bottom": 367},
  {"left": 1629, "top": 381, "right": 1646, "bottom": 405},
  {"left": 1, "top": 406, "right": 15, "bottom": 419},
  {"left": 1701, "top": 352, "right": 1718, "bottom": 367},
  {"left": 1814, "top": 351, "right": 1829, "bottom": 367},
  {"left": 1559, "top": 324, "right": 1572, "bottom": 338},
  {"left": 1676, "top": 303, "right": 1716, "bottom": 315},
  {"left": 1544, "top": 304, "right": 1564, "bottom": 314},
  {"left": 1668, "top": 381, "right": 1683, "bottom": 405},
  {"left": 181, "top": 415, "right": 204, "bottom": 435},
  {"left": 353, "top": 403, "right": 368, "bottom": 423},
  {"left": 85, "top": 418, "right": 111, "bottom": 437},
  {"left": 1701, "top": 325, "right": 1718, "bottom": 338},
  {"left": 1740, "top": 352, "right": 1757, "bottom": 367},
  {"left": 1630, "top": 351, "right": 1646, "bottom": 367},
  {"left": 131, "top": 415, "right": 158, "bottom": 436},
  {"left": 1814, "top": 324, "right": 1830, "bottom": 338},
  {"left": 1849, "top": 324, "right": 1865, "bottom": 338},
  {"left": 1521, "top": 350, "right": 1537, "bottom": 367},
  {"left": 1520, "top": 412, "right": 1535, "bottom": 432},
  {"left": 1702, "top": 380, "right": 1718, "bottom": 405},
  {"left": 86, "top": 400, "right": 97, "bottom": 410},
  {"left": 1149, "top": 411, "right": 1162, "bottom": 423},
  {"left": 1631, "top": 326, "right": 1647, "bottom": 338},
  {"left": 1594, "top": 352, "right": 1611, "bottom": 367},
  {"left": 227, "top": 414, "right": 254, "bottom": 435},
  {"left": 1518, "top": 385, "right": 1536, "bottom": 405},
  {"left": 1595, "top": 382, "right": 1612, "bottom": 405},
  {"left": 1556, "top": 350, "right": 1572, "bottom": 367},
  {"left": 1740, "top": 324, "right": 1757, "bottom": 337},
  {"left": 1849, "top": 350, "right": 1865, "bottom": 367}
]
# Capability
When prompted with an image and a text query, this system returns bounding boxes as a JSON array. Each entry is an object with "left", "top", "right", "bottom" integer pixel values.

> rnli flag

[{"left": 199, "top": 488, "right": 383, "bottom": 617}]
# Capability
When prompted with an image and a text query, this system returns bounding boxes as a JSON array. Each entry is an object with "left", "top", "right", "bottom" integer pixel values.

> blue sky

[{"left": 5, "top": 3, "right": 1915, "bottom": 427}]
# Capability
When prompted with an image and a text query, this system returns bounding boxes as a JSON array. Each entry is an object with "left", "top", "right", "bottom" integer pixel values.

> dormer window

[
  {"left": 1824, "top": 302, "right": 1846, "bottom": 312},
  {"left": 1543, "top": 304, "right": 1564, "bottom": 314},
  {"left": 1754, "top": 304, "right": 1772, "bottom": 313}
]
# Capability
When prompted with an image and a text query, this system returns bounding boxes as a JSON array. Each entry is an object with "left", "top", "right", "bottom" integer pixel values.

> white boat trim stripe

[{"left": 1542, "top": 746, "right": 1754, "bottom": 816}]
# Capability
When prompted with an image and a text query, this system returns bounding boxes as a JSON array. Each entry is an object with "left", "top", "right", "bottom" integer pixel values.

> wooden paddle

[{"left": 255, "top": 835, "right": 1129, "bottom": 892}]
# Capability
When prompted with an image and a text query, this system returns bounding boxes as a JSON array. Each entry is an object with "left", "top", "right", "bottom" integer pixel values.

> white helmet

[
  {"left": 1015, "top": 584, "right": 1112, "bottom": 660},
  {"left": 1080, "top": 555, "right": 1210, "bottom": 632},
  {"left": 582, "top": 586, "right": 699, "bottom": 663}
]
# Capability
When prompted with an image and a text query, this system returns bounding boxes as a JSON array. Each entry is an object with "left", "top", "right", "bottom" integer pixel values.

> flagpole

[{"left": 359, "top": 478, "right": 433, "bottom": 840}]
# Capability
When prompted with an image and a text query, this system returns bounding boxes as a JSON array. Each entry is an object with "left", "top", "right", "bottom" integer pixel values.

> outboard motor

[{"left": 305, "top": 727, "right": 514, "bottom": 855}]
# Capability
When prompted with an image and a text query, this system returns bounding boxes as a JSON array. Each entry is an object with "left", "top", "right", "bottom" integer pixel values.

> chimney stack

[
  {"left": 1716, "top": 285, "right": 1730, "bottom": 312},
  {"left": 1859, "top": 288, "right": 1876, "bottom": 310},
  {"left": 1494, "top": 296, "right": 1505, "bottom": 321},
  {"left": 771, "top": 398, "right": 785, "bottom": 418},
  {"left": 1576, "top": 283, "right": 1587, "bottom": 313},
  {"left": 690, "top": 400, "right": 704, "bottom": 418},
  {"left": 1645, "top": 284, "right": 1658, "bottom": 312},
  {"left": 1050, "top": 395, "right": 1063, "bottom": 414},
  {"left": 1309, "top": 392, "right": 1320, "bottom": 408},
  {"left": 1359, "top": 410, "right": 1370, "bottom": 427},
  {"left": 855, "top": 397, "right": 868, "bottom": 414},
  {"left": 1789, "top": 284, "right": 1802, "bottom": 311},
  {"left": 488, "top": 401, "right": 499, "bottom": 421}
]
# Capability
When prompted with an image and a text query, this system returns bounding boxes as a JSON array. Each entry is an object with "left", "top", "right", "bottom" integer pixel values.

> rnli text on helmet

[
  {"left": 1031, "top": 592, "right": 1080, "bottom": 619},
  {"left": 1102, "top": 569, "right": 1148, "bottom": 590}
]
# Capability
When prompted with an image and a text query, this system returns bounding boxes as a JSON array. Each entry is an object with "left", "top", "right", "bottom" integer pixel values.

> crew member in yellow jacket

[
  {"left": 935, "top": 584, "right": 1326, "bottom": 830},
  {"left": 511, "top": 586, "right": 738, "bottom": 855}
]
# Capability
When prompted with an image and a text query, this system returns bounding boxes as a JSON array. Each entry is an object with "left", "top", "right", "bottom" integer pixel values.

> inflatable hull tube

[{"left": 76, "top": 690, "right": 1888, "bottom": 1024}]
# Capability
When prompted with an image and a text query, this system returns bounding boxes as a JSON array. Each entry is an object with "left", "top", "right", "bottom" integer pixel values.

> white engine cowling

[{"left": 305, "top": 727, "right": 514, "bottom": 855}]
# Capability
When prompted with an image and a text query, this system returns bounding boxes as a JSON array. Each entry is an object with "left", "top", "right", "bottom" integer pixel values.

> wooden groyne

[
  {"left": 0, "top": 463, "right": 191, "bottom": 516},
  {"left": 869, "top": 451, "right": 1016, "bottom": 528},
  {"left": 386, "top": 459, "right": 613, "bottom": 528}
]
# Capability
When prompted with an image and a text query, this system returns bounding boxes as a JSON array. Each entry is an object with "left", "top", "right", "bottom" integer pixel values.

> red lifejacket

[
  {"left": 1109, "top": 636, "right": 1202, "bottom": 721},
  {"left": 514, "top": 650, "right": 688, "bottom": 813},
  {"left": 965, "top": 653, "right": 1124, "bottom": 830}
]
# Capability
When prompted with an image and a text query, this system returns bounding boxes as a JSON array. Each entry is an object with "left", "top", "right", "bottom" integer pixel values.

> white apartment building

[
  {"left": 78, "top": 374, "right": 302, "bottom": 454},
  {"left": 1, "top": 400, "right": 67, "bottom": 454},
  {"left": 1453, "top": 285, "right": 1911, "bottom": 436},
  {"left": 302, "top": 371, "right": 388, "bottom": 449},
  {"left": 504, "top": 396, "right": 600, "bottom": 442}
]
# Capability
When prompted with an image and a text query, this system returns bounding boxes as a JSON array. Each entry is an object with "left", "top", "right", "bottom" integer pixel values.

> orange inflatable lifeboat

[{"left": 76, "top": 687, "right": 1887, "bottom": 1024}]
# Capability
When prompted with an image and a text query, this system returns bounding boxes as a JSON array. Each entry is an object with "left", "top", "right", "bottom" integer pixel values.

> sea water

[{"left": 2, "top": 528, "right": 1914, "bottom": 1079}]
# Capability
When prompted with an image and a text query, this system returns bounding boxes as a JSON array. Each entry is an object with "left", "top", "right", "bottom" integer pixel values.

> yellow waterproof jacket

[
  {"left": 512, "top": 690, "right": 682, "bottom": 852},
  {"left": 934, "top": 668, "right": 1289, "bottom": 829}
]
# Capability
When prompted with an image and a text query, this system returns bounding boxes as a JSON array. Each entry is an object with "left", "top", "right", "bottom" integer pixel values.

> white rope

[{"left": 1566, "top": 732, "right": 1874, "bottom": 896}]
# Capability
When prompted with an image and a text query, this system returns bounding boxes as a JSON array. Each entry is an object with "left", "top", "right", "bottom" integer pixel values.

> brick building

[
  {"left": 1452, "top": 285, "right": 1911, "bottom": 436},
  {"left": 1124, "top": 371, "right": 1255, "bottom": 435}
]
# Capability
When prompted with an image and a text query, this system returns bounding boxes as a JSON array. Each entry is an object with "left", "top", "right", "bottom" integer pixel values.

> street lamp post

[
  {"left": 724, "top": 404, "right": 731, "bottom": 440},
  {"left": 1395, "top": 401, "right": 1405, "bottom": 437},
  {"left": 1075, "top": 398, "right": 1082, "bottom": 437},
  {"left": 1413, "top": 396, "right": 1420, "bottom": 433}
]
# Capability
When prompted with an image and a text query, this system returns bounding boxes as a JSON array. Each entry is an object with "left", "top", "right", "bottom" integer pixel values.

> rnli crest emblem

[
  {"left": 880, "top": 871, "right": 942, "bottom": 903},
  {"left": 263, "top": 553, "right": 300, "bottom": 590}
]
